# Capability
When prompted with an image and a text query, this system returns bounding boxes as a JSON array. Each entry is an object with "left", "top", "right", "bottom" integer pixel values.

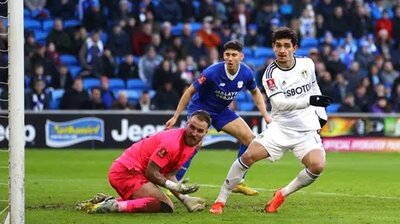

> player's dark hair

[
  {"left": 223, "top": 40, "right": 243, "bottom": 52},
  {"left": 190, "top": 110, "right": 212, "bottom": 127},
  {"left": 272, "top": 27, "right": 298, "bottom": 46}
]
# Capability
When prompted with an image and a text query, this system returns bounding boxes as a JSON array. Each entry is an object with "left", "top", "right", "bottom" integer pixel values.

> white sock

[
  {"left": 215, "top": 158, "right": 249, "bottom": 204},
  {"left": 282, "top": 168, "right": 319, "bottom": 197}
]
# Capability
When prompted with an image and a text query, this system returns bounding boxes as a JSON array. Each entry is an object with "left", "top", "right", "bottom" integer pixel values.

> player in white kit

[{"left": 210, "top": 27, "right": 332, "bottom": 214}]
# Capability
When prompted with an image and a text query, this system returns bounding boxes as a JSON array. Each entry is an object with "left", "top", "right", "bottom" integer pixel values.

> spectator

[
  {"left": 24, "top": 0, "right": 50, "bottom": 19},
  {"left": 350, "top": 2, "right": 373, "bottom": 39},
  {"left": 70, "top": 26, "right": 88, "bottom": 56},
  {"left": 156, "top": 0, "right": 182, "bottom": 25},
  {"left": 51, "top": 65, "right": 74, "bottom": 89},
  {"left": 180, "top": 22, "right": 194, "bottom": 49},
  {"left": 112, "top": 0, "right": 133, "bottom": 23},
  {"left": 354, "top": 84, "right": 373, "bottom": 112},
  {"left": 375, "top": 10, "right": 393, "bottom": 39},
  {"left": 333, "top": 73, "right": 349, "bottom": 103},
  {"left": 106, "top": 24, "right": 132, "bottom": 58},
  {"left": 46, "top": 18, "right": 73, "bottom": 54},
  {"left": 325, "top": 50, "right": 346, "bottom": 79},
  {"left": 46, "top": 0, "right": 76, "bottom": 19},
  {"left": 131, "top": 22, "right": 152, "bottom": 56},
  {"left": 25, "top": 78, "right": 50, "bottom": 111},
  {"left": 83, "top": 87, "right": 106, "bottom": 109},
  {"left": 152, "top": 81, "right": 179, "bottom": 110},
  {"left": 344, "top": 61, "right": 363, "bottom": 91},
  {"left": 187, "top": 35, "right": 208, "bottom": 62},
  {"left": 99, "top": 76, "right": 115, "bottom": 109},
  {"left": 117, "top": 54, "right": 139, "bottom": 81},
  {"left": 82, "top": 0, "right": 104, "bottom": 31},
  {"left": 328, "top": 6, "right": 349, "bottom": 38},
  {"left": 79, "top": 30, "right": 104, "bottom": 77},
  {"left": 380, "top": 61, "right": 399, "bottom": 87},
  {"left": 392, "top": 6, "right": 400, "bottom": 47},
  {"left": 390, "top": 83, "right": 400, "bottom": 112},
  {"left": 59, "top": 77, "right": 90, "bottom": 109},
  {"left": 355, "top": 40, "right": 376, "bottom": 76},
  {"left": 338, "top": 93, "right": 362, "bottom": 113},
  {"left": 135, "top": 90, "right": 152, "bottom": 112},
  {"left": 197, "top": 18, "right": 221, "bottom": 50},
  {"left": 102, "top": 48, "right": 116, "bottom": 78},
  {"left": 370, "top": 96, "right": 392, "bottom": 113},
  {"left": 78, "top": 0, "right": 100, "bottom": 20},
  {"left": 138, "top": 45, "right": 163, "bottom": 87},
  {"left": 111, "top": 90, "right": 134, "bottom": 110},
  {"left": 318, "top": 71, "right": 336, "bottom": 101}
]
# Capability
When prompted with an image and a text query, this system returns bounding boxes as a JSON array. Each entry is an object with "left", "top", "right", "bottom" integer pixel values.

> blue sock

[
  {"left": 176, "top": 150, "right": 198, "bottom": 181},
  {"left": 237, "top": 144, "right": 248, "bottom": 158},
  {"left": 237, "top": 144, "right": 248, "bottom": 179}
]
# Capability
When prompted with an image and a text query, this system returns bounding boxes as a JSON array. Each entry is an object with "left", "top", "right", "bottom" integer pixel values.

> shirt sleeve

[{"left": 149, "top": 146, "right": 173, "bottom": 170}]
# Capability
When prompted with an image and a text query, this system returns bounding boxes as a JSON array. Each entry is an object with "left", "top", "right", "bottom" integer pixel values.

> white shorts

[{"left": 253, "top": 122, "right": 325, "bottom": 162}]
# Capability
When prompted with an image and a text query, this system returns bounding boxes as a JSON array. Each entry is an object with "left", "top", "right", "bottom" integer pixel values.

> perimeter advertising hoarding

[
  {"left": 0, "top": 112, "right": 267, "bottom": 149},
  {"left": 0, "top": 112, "right": 399, "bottom": 151}
]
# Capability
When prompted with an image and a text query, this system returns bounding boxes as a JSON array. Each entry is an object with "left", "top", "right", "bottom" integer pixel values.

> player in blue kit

[{"left": 165, "top": 40, "right": 272, "bottom": 196}]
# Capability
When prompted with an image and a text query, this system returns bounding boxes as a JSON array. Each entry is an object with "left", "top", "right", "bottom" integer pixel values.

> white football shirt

[{"left": 262, "top": 57, "right": 326, "bottom": 131}]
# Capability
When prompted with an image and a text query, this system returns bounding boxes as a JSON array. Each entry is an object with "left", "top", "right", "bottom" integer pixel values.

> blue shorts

[{"left": 188, "top": 107, "right": 239, "bottom": 131}]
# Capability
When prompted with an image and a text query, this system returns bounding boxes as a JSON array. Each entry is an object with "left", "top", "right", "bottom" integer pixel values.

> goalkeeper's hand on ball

[
  {"left": 165, "top": 180, "right": 199, "bottom": 194},
  {"left": 182, "top": 196, "right": 206, "bottom": 212}
]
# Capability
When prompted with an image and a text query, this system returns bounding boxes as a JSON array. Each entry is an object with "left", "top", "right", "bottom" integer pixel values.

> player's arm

[
  {"left": 249, "top": 87, "right": 272, "bottom": 123},
  {"left": 165, "top": 172, "right": 206, "bottom": 212},
  {"left": 165, "top": 84, "right": 196, "bottom": 129}
]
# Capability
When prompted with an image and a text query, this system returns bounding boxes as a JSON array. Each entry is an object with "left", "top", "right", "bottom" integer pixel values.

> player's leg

[
  {"left": 265, "top": 131, "right": 325, "bottom": 213},
  {"left": 211, "top": 141, "right": 270, "bottom": 214},
  {"left": 89, "top": 161, "right": 174, "bottom": 214},
  {"left": 220, "top": 114, "right": 259, "bottom": 196}
]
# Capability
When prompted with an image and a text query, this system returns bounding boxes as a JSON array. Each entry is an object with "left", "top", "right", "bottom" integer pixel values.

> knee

[
  {"left": 240, "top": 134, "right": 255, "bottom": 146},
  {"left": 241, "top": 151, "right": 257, "bottom": 167},
  {"left": 307, "top": 161, "right": 325, "bottom": 175}
]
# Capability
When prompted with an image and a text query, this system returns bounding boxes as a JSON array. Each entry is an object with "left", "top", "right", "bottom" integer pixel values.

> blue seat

[
  {"left": 171, "top": 23, "right": 183, "bottom": 36},
  {"left": 83, "top": 78, "right": 100, "bottom": 90},
  {"left": 300, "top": 37, "right": 318, "bottom": 48},
  {"left": 67, "top": 65, "right": 81, "bottom": 78},
  {"left": 42, "top": 19, "right": 55, "bottom": 31},
  {"left": 24, "top": 19, "right": 41, "bottom": 30},
  {"left": 49, "top": 89, "right": 65, "bottom": 109},
  {"left": 108, "top": 78, "right": 125, "bottom": 90},
  {"left": 190, "top": 22, "right": 202, "bottom": 33},
  {"left": 127, "top": 78, "right": 148, "bottom": 91},
  {"left": 237, "top": 102, "right": 254, "bottom": 111},
  {"left": 34, "top": 30, "right": 49, "bottom": 42},
  {"left": 243, "top": 47, "right": 253, "bottom": 58},
  {"left": 295, "top": 47, "right": 311, "bottom": 57},
  {"left": 326, "top": 103, "right": 340, "bottom": 113},
  {"left": 245, "top": 57, "right": 267, "bottom": 68},
  {"left": 253, "top": 47, "right": 274, "bottom": 58},
  {"left": 60, "top": 54, "right": 79, "bottom": 66},
  {"left": 125, "top": 89, "right": 141, "bottom": 104},
  {"left": 64, "top": 19, "right": 81, "bottom": 28}
]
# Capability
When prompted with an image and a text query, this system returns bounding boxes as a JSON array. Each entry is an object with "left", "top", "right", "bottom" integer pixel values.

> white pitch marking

[{"left": 200, "top": 184, "right": 400, "bottom": 201}]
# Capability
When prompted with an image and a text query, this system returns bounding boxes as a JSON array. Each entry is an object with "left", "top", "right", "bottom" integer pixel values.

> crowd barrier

[{"left": 0, "top": 111, "right": 399, "bottom": 152}]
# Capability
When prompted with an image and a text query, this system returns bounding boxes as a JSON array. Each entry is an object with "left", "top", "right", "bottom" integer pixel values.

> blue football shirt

[{"left": 188, "top": 62, "right": 256, "bottom": 114}]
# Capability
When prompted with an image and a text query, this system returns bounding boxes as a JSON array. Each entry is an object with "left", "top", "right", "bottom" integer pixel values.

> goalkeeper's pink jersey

[{"left": 115, "top": 128, "right": 195, "bottom": 175}]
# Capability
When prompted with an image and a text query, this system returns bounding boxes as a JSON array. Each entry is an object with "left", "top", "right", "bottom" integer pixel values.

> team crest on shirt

[
  {"left": 157, "top": 148, "right": 168, "bottom": 158},
  {"left": 237, "top": 81, "right": 243, "bottom": 88},
  {"left": 198, "top": 74, "right": 206, "bottom": 85},
  {"left": 265, "top": 78, "right": 277, "bottom": 91},
  {"left": 300, "top": 69, "right": 309, "bottom": 79}
]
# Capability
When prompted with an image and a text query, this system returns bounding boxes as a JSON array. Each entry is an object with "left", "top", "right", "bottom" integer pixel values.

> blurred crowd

[{"left": 0, "top": 0, "right": 399, "bottom": 113}]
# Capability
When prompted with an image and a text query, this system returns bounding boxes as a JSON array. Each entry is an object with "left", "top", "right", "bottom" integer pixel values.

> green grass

[{"left": 1, "top": 150, "right": 400, "bottom": 223}]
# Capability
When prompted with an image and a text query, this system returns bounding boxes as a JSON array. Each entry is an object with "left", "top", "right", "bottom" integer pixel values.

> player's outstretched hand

[
  {"left": 309, "top": 95, "right": 332, "bottom": 107},
  {"left": 165, "top": 117, "right": 177, "bottom": 129},
  {"left": 183, "top": 196, "right": 206, "bottom": 212}
]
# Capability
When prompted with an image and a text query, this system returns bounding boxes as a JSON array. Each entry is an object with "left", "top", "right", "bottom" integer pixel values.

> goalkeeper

[{"left": 79, "top": 110, "right": 211, "bottom": 214}]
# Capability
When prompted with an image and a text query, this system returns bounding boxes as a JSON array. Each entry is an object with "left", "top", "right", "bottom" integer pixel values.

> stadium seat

[
  {"left": 83, "top": 78, "right": 100, "bottom": 90},
  {"left": 64, "top": 19, "right": 81, "bottom": 28},
  {"left": 295, "top": 47, "right": 311, "bottom": 57},
  {"left": 125, "top": 89, "right": 141, "bottom": 104},
  {"left": 67, "top": 65, "right": 81, "bottom": 78},
  {"left": 300, "top": 37, "right": 318, "bottom": 48},
  {"left": 326, "top": 103, "right": 340, "bottom": 113},
  {"left": 171, "top": 23, "right": 183, "bottom": 36},
  {"left": 34, "top": 30, "right": 49, "bottom": 42},
  {"left": 243, "top": 47, "right": 253, "bottom": 58},
  {"left": 126, "top": 78, "right": 148, "bottom": 91},
  {"left": 245, "top": 57, "right": 267, "bottom": 68},
  {"left": 42, "top": 19, "right": 55, "bottom": 31},
  {"left": 49, "top": 88, "right": 65, "bottom": 109},
  {"left": 60, "top": 54, "right": 79, "bottom": 66},
  {"left": 108, "top": 78, "right": 125, "bottom": 90},
  {"left": 24, "top": 19, "right": 41, "bottom": 30},
  {"left": 237, "top": 102, "right": 254, "bottom": 111},
  {"left": 190, "top": 22, "right": 202, "bottom": 33},
  {"left": 253, "top": 47, "right": 274, "bottom": 58}
]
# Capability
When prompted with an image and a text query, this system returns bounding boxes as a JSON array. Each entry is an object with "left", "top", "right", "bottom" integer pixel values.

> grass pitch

[{"left": 1, "top": 149, "right": 400, "bottom": 224}]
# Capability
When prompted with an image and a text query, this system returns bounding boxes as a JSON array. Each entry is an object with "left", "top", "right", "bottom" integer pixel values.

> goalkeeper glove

[
  {"left": 309, "top": 95, "right": 332, "bottom": 107},
  {"left": 182, "top": 195, "right": 206, "bottom": 212},
  {"left": 165, "top": 180, "right": 199, "bottom": 194}
]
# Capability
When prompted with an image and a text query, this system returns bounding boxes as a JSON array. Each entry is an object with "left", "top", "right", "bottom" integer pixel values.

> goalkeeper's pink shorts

[{"left": 108, "top": 161, "right": 148, "bottom": 200}]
